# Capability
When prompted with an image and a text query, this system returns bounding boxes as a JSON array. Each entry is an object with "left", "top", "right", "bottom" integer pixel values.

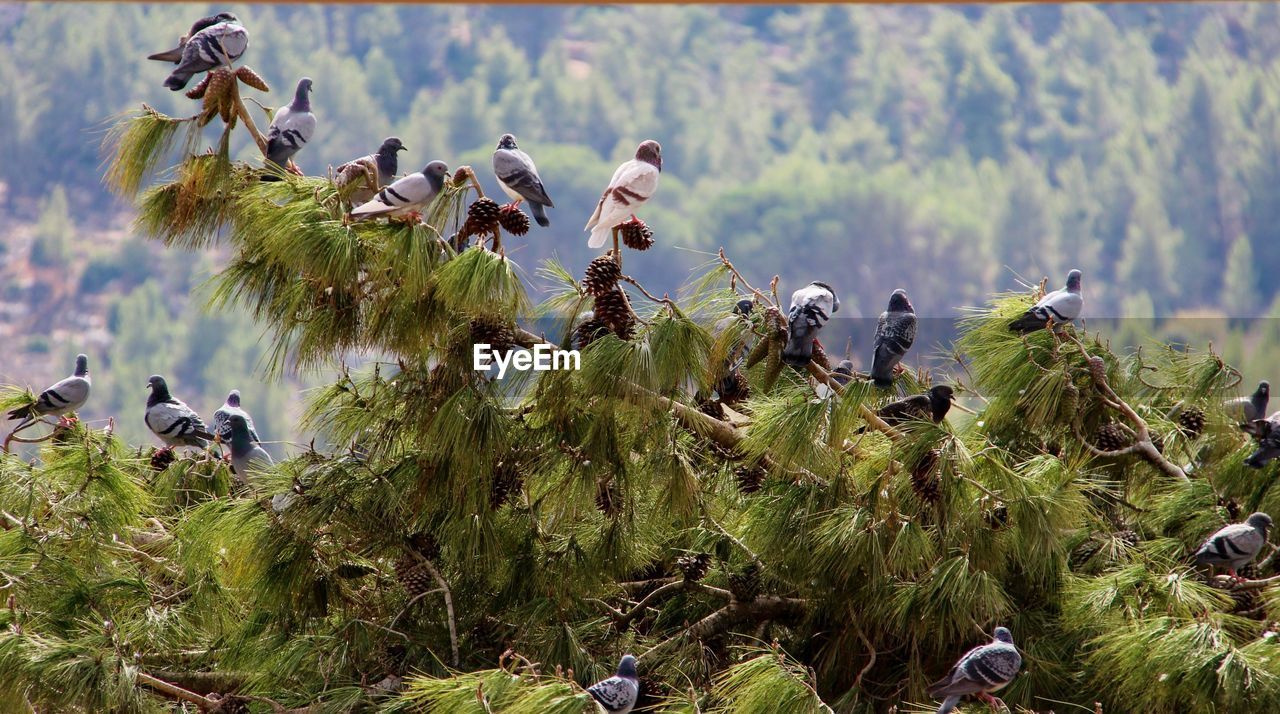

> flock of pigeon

[{"left": 1, "top": 10, "right": 1272, "bottom": 714}]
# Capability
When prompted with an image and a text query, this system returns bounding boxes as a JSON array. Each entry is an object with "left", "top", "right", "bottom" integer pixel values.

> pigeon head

[
  {"left": 378, "top": 137, "right": 406, "bottom": 155},
  {"left": 834, "top": 359, "right": 854, "bottom": 375},
  {"left": 214, "top": 12, "right": 238, "bottom": 24},
  {"left": 147, "top": 375, "right": 167, "bottom": 391},
  {"left": 811, "top": 281, "right": 839, "bottom": 313},
  {"left": 146, "top": 375, "right": 171, "bottom": 404},
  {"left": 1247, "top": 512, "right": 1274, "bottom": 534},
  {"left": 733, "top": 299, "right": 754, "bottom": 316},
  {"left": 1065, "top": 269, "right": 1082, "bottom": 293},
  {"left": 930, "top": 385, "right": 956, "bottom": 402},
  {"left": 1258, "top": 381, "right": 1270, "bottom": 398},
  {"left": 887, "top": 289, "right": 912, "bottom": 313},
  {"left": 226, "top": 389, "right": 242, "bottom": 407},
  {"left": 422, "top": 161, "right": 450, "bottom": 191},
  {"left": 227, "top": 414, "right": 251, "bottom": 436},
  {"left": 616, "top": 654, "right": 638, "bottom": 679},
  {"left": 497, "top": 133, "right": 518, "bottom": 150},
  {"left": 928, "top": 385, "right": 956, "bottom": 421},
  {"left": 993, "top": 627, "right": 1014, "bottom": 644},
  {"left": 74, "top": 354, "right": 89, "bottom": 377},
  {"left": 635, "top": 140, "right": 662, "bottom": 171},
  {"left": 292, "top": 77, "right": 314, "bottom": 109}
]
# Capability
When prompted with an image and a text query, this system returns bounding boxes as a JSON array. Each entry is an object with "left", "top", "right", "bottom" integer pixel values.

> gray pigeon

[
  {"left": 212, "top": 389, "right": 260, "bottom": 444},
  {"left": 1229, "top": 381, "right": 1270, "bottom": 436},
  {"left": 145, "top": 375, "right": 213, "bottom": 449},
  {"left": 148, "top": 12, "right": 239, "bottom": 63},
  {"left": 335, "top": 137, "right": 406, "bottom": 205},
  {"left": 493, "top": 134, "right": 555, "bottom": 227},
  {"left": 929, "top": 627, "right": 1021, "bottom": 714},
  {"left": 264, "top": 78, "right": 316, "bottom": 175},
  {"left": 782, "top": 282, "right": 839, "bottom": 367},
  {"left": 832, "top": 360, "right": 855, "bottom": 387},
  {"left": 7, "top": 354, "right": 90, "bottom": 427},
  {"left": 1194, "top": 512, "right": 1272, "bottom": 579},
  {"left": 586, "top": 655, "right": 639, "bottom": 714},
  {"left": 871, "top": 289, "right": 917, "bottom": 388},
  {"left": 1247, "top": 415, "right": 1280, "bottom": 467},
  {"left": 163, "top": 16, "right": 248, "bottom": 90},
  {"left": 1009, "top": 269, "right": 1083, "bottom": 333},
  {"left": 226, "top": 414, "right": 273, "bottom": 484},
  {"left": 350, "top": 161, "right": 449, "bottom": 221},
  {"left": 586, "top": 140, "right": 662, "bottom": 249}
]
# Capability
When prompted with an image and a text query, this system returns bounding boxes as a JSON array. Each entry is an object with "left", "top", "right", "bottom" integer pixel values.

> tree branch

[
  {"left": 610, "top": 579, "right": 733, "bottom": 631},
  {"left": 638, "top": 595, "right": 807, "bottom": 661},
  {"left": 407, "top": 550, "right": 460, "bottom": 667},
  {"left": 806, "top": 362, "right": 900, "bottom": 440}
]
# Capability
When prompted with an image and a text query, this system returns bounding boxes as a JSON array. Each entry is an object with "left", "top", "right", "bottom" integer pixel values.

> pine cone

[
  {"left": 203, "top": 68, "right": 235, "bottom": 123},
  {"left": 335, "top": 563, "right": 375, "bottom": 579},
  {"left": 619, "top": 217, "right": 654, "bottom": 251},
  {"left": 461, "top": 197, "right": 501, "bottom": 237},
  {"left": 984, "top": 503, "right": 1010, "bottom": 530},
  {"left": 1238, "top": 563, "right": 1260, "bottom": 581},
  {"left": 719, "top": 369, "right": 750, "bottom": 405},
  {"left": 1095, "top": 423, "right": 1130, "bottom": 452},
  {"left": 1115, "top": 529, "right": 1139, "bottom": 547},
  {"left": 1220, "top": 497, "right": 1242, "bottom": 522},
  {"left": 1070, "top": 538, "right": 1105, "bottom": 569},
  {"left": 1059, "top": 381, "right": 1080, "bottom": 421},
  {"left": 470, "top": 315, "right": 515, "bottom": 353},
  {"left": 394, "top": 556, "right": 433, "bottom": 597},
  {"left": 573, "top": 317, "right": 611, "bottom": 350},
  {"left": 727, "top": 562, "right": 761, "bottom": 602},
  {"left": 811, "top": 341, "right": 831, "bottom": 371},
  {"left": 593, "top": 288, "right": 635, "bottom": 340},
  {"left": 185, "top": 74, "right": 211, "bottom": 100},
  {"left": 407, "top": 532, "right": 440, "bottom": 560},
  {"left": 498, "top": 203, "right": 530, "bottom": 236},
  {"left": 596, "top": 479, "right": 622, "bottom": 517},
  {"left": 735, "top": 464, "right": 766, "bottom": 494},
  {"left": 1088, "top": 356, "right": 1108, "bottom": 384},
  {"left": 583, "top": 254, "right": 622, "bottom": 296},
  {"left": 490, "top": 459, "right": 524, "bottom": 510},
  {"left": 1231, "top": 587, "right": 1261, "bottom": 616},
  {"left": 676, "top": 553, "right": 712, "bottom": 582},
  {"left": 452, "top": 167, "right": 470, "bottom": 186},
  {"left": 1178, "top": 406, "right": 1206, "bottom": 439},
  {"left": 698, "top": 399, "right": 725, "bottom": 420},
  {"left": 150, "top": 448, "right": 176, "bottom": 472},
  {"left": 235, "top": 66, "right": 270, "bottom": 92},
  {"left": 911, "top": 449, "right": 942, "bottom": 504}
]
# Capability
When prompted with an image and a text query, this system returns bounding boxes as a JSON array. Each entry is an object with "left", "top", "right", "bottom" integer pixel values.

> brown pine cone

[
  {"left": 811, "top": 342, "right": 831, "bottom": 371},
  {"left": 1178, "top": 406, "right": 1206, "bottom": 439},
  {"left": 1095, "top": 423, "right": 1130, "bottom": 452},
  {"left": 596, "top": 479, "right": 622, "bottom": 517},
  {"left": 470, "top": 315, "right": 515, "bottom": 353},
  {"left": 498, "top": 203, "right": 530, "bottom": 236},
  {"left": 573, "top": 317, "right": 611, "bottom": 349},
  {"left": 150, "top": 448, "right": 176, "bottom": 472},
  {"left": 911, "top": 449, "right": 942, "bottom": 504},
  {"left": 394, "top": 556, "right": 433, "bottom": 597},
  {"left": 461, "top": 197, "right": 501, "bottom": 237},
  {"left": 698, "top": 399, "right": 725, "bottom": 420},
  {"left": 1088, "top": 356, "right": 1108, "bottom": 384},
  {"left": 984, "top": 503, "right": 1010, "bottom": 530},
  {"left": 235, "top": 66, "right": 270, "bottom": 92},
  {"left": 619, "top": 217, "right": 654, "bottom": 251},
  {"left": 727, "top": 562, "right": 761, "bottom": 601},
  {"left": 185, "top": 74, "right": 212, "bottom": 100},
  {"left": 407, "top": 532, "right": 440, "bottom": 560},
  {"left": 593, "top": 288, "right": 635, "bottom": 340},
  {"left": 719, "top": 369, "right": 750, "bottom": 405},
  {"left": 1115, "top": 529, "right": 1139, "bottom": 547},
  {"left": 675, "top": 553, "right": 712, "bottom": 582},
  {"left": 490, "top": 460, "right": 524, "bottom": 510},
  {"left": 1070, "top": 538, "right": 1105, "bottom": 569},
  {"left": 583, "top": 253, "right": 622, "bottom": 296},
  {"left": 735, "top": 464, "right": 766, "bottom": 494}
]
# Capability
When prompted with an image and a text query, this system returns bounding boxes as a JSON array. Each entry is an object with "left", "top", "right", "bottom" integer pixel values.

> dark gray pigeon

[
  {"left": 832, "top": 359, "right": 855, "bottom": 388},
  {"left": 587, "top": 655, "right": 639, "bottom": 714},
  {"left": 227, "top": 414, "right": 273, "bottom": 484},
  {"left": 1194, "top": 512, "right": 1272, "bottom": 579},
  {"left": 493, "top": 134, "right": 555, "bottom": 227},
  {"left": 1229, "top": 381, "right": 1270, "bottom": 436},
  {"left": 335, "top": 137, "right": 406, "bottom": 205},
  {"left": 1009, "top": 269, "right": 1083, "bottom": 334},
  {"left": 212, "top": 389, "right": 260, "bottom": 444},
  {"left": 7, "top": 354, "right": 90, "bottom": 427},
  {"left": 148, "top": 12, "right": 238, "bottom": 63},
  {"left": 871, "top": 289, "right": 917, "bottom": 388},
  {"left": 929, "top": 627, "right": 1021, "bottom": 714},
  {"left": 1246, "top": 415, "right": 1280, "bottom": 468},
  {"left": 264, "top": 78, "right": 316, "bottom": 175},
  {"left": 782, "top": 282, "right": 839, "bottom": 367},
  {"left": 145, "top": 375, "right": 213, "bottom": 449},
  {"left": 163, "top": 16, "right": 248, "bottom": 90},
  {"left": 858, "top": 385, "right": 955, "bottom": 433},
  {"left": 350, "top": 161, "right": 449, "bottom": 221}
]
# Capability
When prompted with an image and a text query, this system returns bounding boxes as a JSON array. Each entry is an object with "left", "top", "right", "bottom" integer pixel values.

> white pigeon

[
  {"left": 163, "top": 17, "right": 249, "bottom": 90},
  {"left": 782, "top": 281, "right": 839, "bottom": 367},
  {"left": 212, "top": 389, "right": 260, "bottom": 444},
  {"left": 350, "top": 161, "right": 450, "bottom": 221},
  {"left": 585, "top": 140, "right": 662, "bottom": 249},
  {"left": 144, "top": 375, "right": 213, "bottom": 450},
  {"left": 586, "top": 655, "right": 639, "bottom": 714},
  {"left": 7, "top": 354, "right": 91, "bottom": 427},
  {"left": 265, "top": 78, "right": 317, "bottom": 174},
  {"left": 1010, "top": 269, "right": 1083, "bottom": 333}
]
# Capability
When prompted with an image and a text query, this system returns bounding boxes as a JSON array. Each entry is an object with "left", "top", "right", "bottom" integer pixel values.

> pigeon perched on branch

[
  {"left": 227, "top": 414, "right": 273, "bottom": 484},
  {"left": 7, "top": 354, "right": 90, "bottom": 428},
  {"left": 858, "top": 385, "right": 955, "bottom": 432},
  {"left": 335, "top": 137, "right": 406, "bottom": 205},
  {"left": 263, "top": 78, "right": 316, "bottom": 176},
  {"left": 493, "top": 134, "right": 554, "bottom": 227},
  {"left": 929, "top": 627, "right": 1021, "bottom": 714},
  {"left": 871, "top": 289, "right": 916, "bottom": 388},
  {"left": 782, "top": 282, "right": 839, "bottom": 367},
  {"left": 145, "top": 375, "right": 213, "bottom": 450},
  {"left": 350, "top": 161, "right": 449, "bottom": 222},
  {"left": 1009, "top": 269, "right": 1083, "bottom": 334},
  {"left": 148, "top": 12, "right": 239, "bottom": 64},
  {"left": 586, "top": 140, "right": 662, "bottom": 249},
  {"left": 1229, "top": 381, "right": 1270, "bottom": 436},
  {"left": 163, "top": 16, "right": 248, "bottom": 91},
  {"left": 1247, "top": 416, "right": 1280, "bottom": 467},
  {"left": 1194, "top": 512, "right": 1272, "bottom": 579},
  {"left": 587, "top": 655, "right": 639, "bottom": 714},
  {"left": 212, "top": 389, "right": 259, "bottom": 445}
]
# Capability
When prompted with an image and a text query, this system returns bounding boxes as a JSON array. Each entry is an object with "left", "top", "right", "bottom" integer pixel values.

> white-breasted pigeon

[
  {"left": 335, "top": 137, "right": 406, "bottom": 205},
  {"left": 586, "top": 655, "right": 639, "bottom": 714},
  {"left": 213, "top": 389, "right": 260, "bottom": 445},
  {"left": 350, "top": 161, "right": 449, "bottom": 222},
  {"left": 264, "top": 78, "right": 316, "bottom": 176},
  {"left": 163, "top": 17, "right": 248, "bottom": 90},
  {"left": 871, "top": 289, "right": 917, "bottom": 388},
  {"left": 1009, "top": 269, "right": 1083, "bottom": 334},
  {"left": 586, "top": 140, "right": 661, "bottom": 249},
  {"left": 1229, "top": 381, "right": 1270, "bottom": 436},
  {"left": 7, "top": 354, "right": 90, "bottom": 428},
  {"left": 929, "top": 627, "right": 1021, "bottom": 714},
  {"left": 493, "top": 134, "right": 554, "bottom": 227},
  {"left": 1194, "top": 512, "right": 1273, "bottom": 579},
  {"left": 145, "top": 375, "right": 213, "bottom": 450},
  {"left": 782, "top": 282, "right": 839, "bottom": 367},
  {"left": 148, "top": 12, "right": 239, "bottom": 64},
  {"left": 226, "top": 414, "right": 273, "bottom": 484}
]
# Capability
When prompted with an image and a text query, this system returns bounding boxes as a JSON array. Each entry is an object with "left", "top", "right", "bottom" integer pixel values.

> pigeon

[
  {"left": 858, "top": 385, "right": 955, "bottom": 432},
  {"left": 212, "top": 389, "right": 260, "bottom": 445},
  {"left": 144, "top": 375, "right": 214, "bottom": 450},
  {"left": 1229, "top": 381, "right": 1270, "bottom": 436},
  {"left": 586, "top": 140, "right": 662, "bottom": 249},
  {"left": 350, "top": 161, "right": 449, "bottom": 222},
  {"left": 335, "top": 137, "right": 407, "bottom": 205},
  {"left": 148, "top": 12, "right": 239, "bottom": 63},
  {"left": 782, "top": 282, "right": 839, "bottom": 367},
  {"left": 493, "top": 134, "right": 555, "bottom": 227},
  {"left": 1246, "top": 417, "right": 1280, "bottom": 468},
  {"left": 831, "top": 360, "right": 856, "bottom": 387},
  {"left": 6, "top": 354, "right": 90, "bottom": 427},
  {"left": 226, "top": 414, "right": 273, "bottom": 484},
  {"left": 586, "top": 655, "right": 639, "bottom": 714},
  {"left": 163, "top": 16, "right": 249, "bottom": 91},
  {"left": 871, "top": 289, "right": 917, "bottom": 388},
  {"left": 263, "top": 78, "right": 316, "bottom": 176},
  {"left": 929, "top": 627, "right": 1022, "bottom": 714},
  {"left": 1194, "top": 512, "right": 1273, "bottom": 579},
  {"left": 1009, "top": 269, "right": 1083, "bottom": 334}
]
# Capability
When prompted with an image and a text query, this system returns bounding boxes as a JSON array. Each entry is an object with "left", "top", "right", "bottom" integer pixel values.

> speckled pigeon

[
  {"left": 871, "top": 289, "right": 916, "bottom": 388},
  {"left": 1230, "top": 381, "right": 1270, "bottom": 436},
  {"left": 7, "top": 354, "right": 90, "bottom": 427},
  {"left": 149, "top": 12, "right": 239, "bottom": 63},
  {"left": 226, "top": 414, "right": 273, "bottom": 484},
  {"left": 587, "top": 655, "right": 639, "bottom": 714},
  {"left": 145, "top": 375, "right": 213, "bottom": 449},
  {"left": 586, "top": 140, "right": 661, "bottom": 248},
  {"left": 263, "top": 78, "right": 316, "bottom": 175},
  {"left": 1194, "top": 512, "right": 1272, "bottom": 579},
  {"left": 162, "top": 16, "right": 248, "bottom": 90},
  {"left": 858, "top": 385, "right": 954, "bottom": 433},
  {"left": 335, "top": 137, "right": 406, "bottom": 205},
  {"left": 1009, "top": 269, "right": 1083, "bottom": 334},
  {"left": 782, "top": 282, "right": 839, "bottom": 367},
  {"left": 350, "top": 161, "right": 449, "bottom": 221},
  {"left": 929, "top": 627, "right": 1021, "bottom": 714},
  {"left": 493, "top": 134, "right": 554, "bottom": 227},
  {"left": 213, "top": 389, "right": 259, "bottom": 445}
]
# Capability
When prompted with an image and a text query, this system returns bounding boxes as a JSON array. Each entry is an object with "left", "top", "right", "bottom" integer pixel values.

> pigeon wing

[
  {"left": 587, "top": 676, "right": 637, "bottom": 712},
  {"left": 34, "top": 375, "right": 90, "bottom": 416},
  {"left": 147, "top": 400, "right": 213, "bottom": 443},
  {"left": 266, "top": 106, "right": 316, "bottom": 166},
  {"left": 1196, "top": 523, "right": 1264, "bottom": 567},
  {"left": 351, "top": 173, "right": 433, "bottom": 218}
]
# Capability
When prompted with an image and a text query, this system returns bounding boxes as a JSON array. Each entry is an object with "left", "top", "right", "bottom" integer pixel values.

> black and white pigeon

[
  {"left": 6, "top": 354, "right": 90, "bottom": 427},
  {"left": 350, "top": 161, "right": 449, "bottom": 221},
  {"left": 871, "top": 289, "right": 917, "bottom": 388},
  {"left": 782, "top": 282, "right": 839, "bottom": 367},
  {"left": 1194, "top": 512, "right": 1273, "bottom": 580},
  {"left": 226, "top": 414, "right": 273, "bottom": 484},
  {"left": 858, "top": 385, "right": 955, "bottom": 432},
  {"left": 493, "top": 134, "right": 555, "bottom": 227},
  {"left": 212, "top": 389, "right": 260, "bottom": 445},
  {"left": 148, "top": 12, "right": 239, "bottom": 64},
  {"left": 929, "top": 627, "right": 1022, "bottom": 714},
  {"left": 145, "top": 375, "right": 213, "bottom": 450},
  {"left": 162, "top": 16, "right": 249, "bottom": 91},
  {"left": 334, "top": 137, "right": 406, "bottom": 205},
  {"left": 263, "top": 78, "right": 316, "bottom": 176},
  {"left": 1229, "top": 381, "right": 1270, "bottom": 436},
  {"left": 586, "top": 655, "right": 639, "bottom": 714},
  {"left": 1009, "top": 269, "right": 1083, "bottom": 334},
  {"left": 1247, "top": 416, "right": 1280, "bottom": 467},
  {"left": 586, "top": 140, "right": 662, "bottom": 249}
]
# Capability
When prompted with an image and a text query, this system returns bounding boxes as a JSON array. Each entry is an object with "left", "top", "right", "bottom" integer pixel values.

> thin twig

[{"left": 408, "top": 551, "right": 459, "bottom": 667}]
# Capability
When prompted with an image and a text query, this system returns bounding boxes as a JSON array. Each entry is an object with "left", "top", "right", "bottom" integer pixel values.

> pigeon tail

[
  {"left": 6, "top": 404, "right": 34, "bottom": 421},
  {"left": 148, "top": 48, "right": 183, "bottom": 63},
  {"left": 872, "top": 374, "right": 894, "bottom": 389},
  {"left": 164, "top": 72, "right": 194, "bottom": 91},
  {"left": 588, "top": 223, "right": 612, "bottom": 249},
  {"left": 781, "top": 331, "right": 815, "bottom": 367},
  {"left": 1008, "top": 311, "right": 1047, "bottom": 334},
  {"left": 531, "top": 201, "right": 550, "bottom": 227},
  {"left": 936, "top": 695, "right": 962, "bottom": 714}
]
